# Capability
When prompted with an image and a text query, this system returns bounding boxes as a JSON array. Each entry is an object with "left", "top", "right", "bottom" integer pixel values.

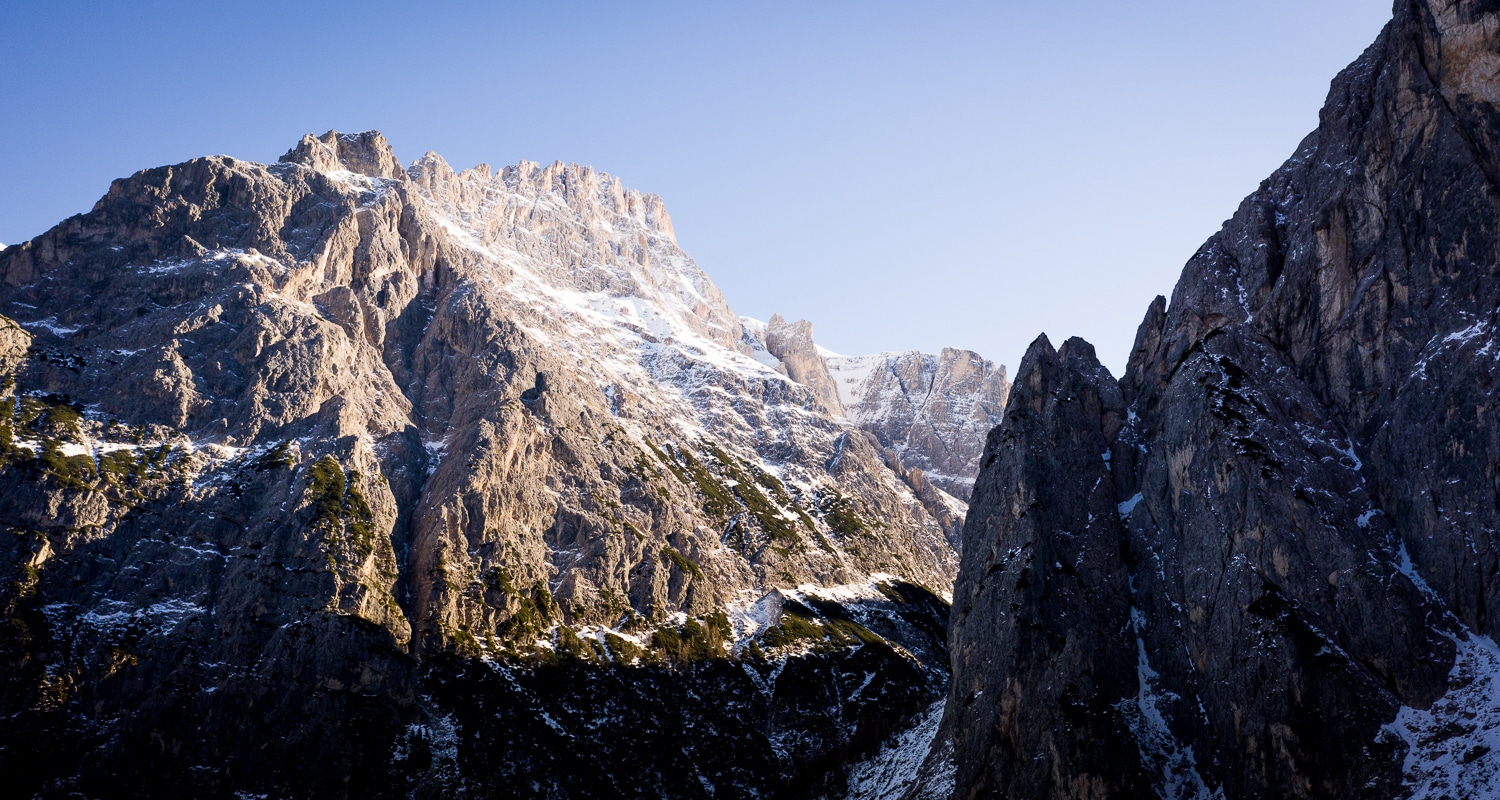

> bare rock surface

[
  {"left": 763, "top": 313, "right": 848, "bottom": 415},
  {"left": 949, "top": 334, "right": 1148, "bottom": 798},
  {"left": 0, "top": 131, "right": 965, "bottom": 797},
  {"left": 0, "top": 314, "right": 28, "bottom": 377},
  {"left": 825, "top": 347, "right": 1008, "bottom": 501},
  {"left": 943, "top": 1, "right": 1500, "bottom": 797}
]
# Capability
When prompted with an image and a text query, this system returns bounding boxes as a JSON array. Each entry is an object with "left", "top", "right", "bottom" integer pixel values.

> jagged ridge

[
  {"left": 0, "top": 130, "right": 995, "bottom": 797},
  {"left": 944, "top": 1, "right": 1500, "bottom": 798}
]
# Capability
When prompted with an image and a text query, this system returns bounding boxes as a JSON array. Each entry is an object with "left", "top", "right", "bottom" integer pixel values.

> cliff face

[
  {"left": 0, "top": 131, "right": 961, "bottom": 797},
  {"left": 739, "top": 319, "right": 1009, "bottom": 546},
  {"left": 763, "top": 313, "right": 847, "bottom": 416},
  {"left": 825, "top": 348, "right": 1009, "bottom": 501},
  {"left": 945, "top": 1, "right": 1500, "bottom": 797},
  {"left": 949, "top": 336, "right": 1147, "bottom": 799}
]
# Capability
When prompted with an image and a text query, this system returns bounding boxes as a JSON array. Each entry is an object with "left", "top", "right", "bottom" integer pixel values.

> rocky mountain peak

[
  {"left": 0, "top": 125, "right": 992, "bottom": 796},
  {"left": 763, "top": 313, "right": 845, "bottom": 415},
  {"left": 942, "top": 0, "right": 1500, "bottom": 795},
  {"left": 278, "top": 129, "right": 406, "bottom": 179},
  {"left": 826, "top": 344, "right": 1009, "bottom": 500},
  {"left": 512, "top": 159, "right": 677, "bottom": 243},
  {"left": 405, "top": 149, "right": 742, "bottom": 354}
]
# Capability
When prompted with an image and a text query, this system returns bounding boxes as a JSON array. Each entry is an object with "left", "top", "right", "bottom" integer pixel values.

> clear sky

[{"left": 0, "top": 0, "right": 1392, "bottom": 375}]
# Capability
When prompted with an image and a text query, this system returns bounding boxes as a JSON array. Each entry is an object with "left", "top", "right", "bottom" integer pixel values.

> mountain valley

[{"left": 7, "top": 0, "right": 1500, "bottom": 797}]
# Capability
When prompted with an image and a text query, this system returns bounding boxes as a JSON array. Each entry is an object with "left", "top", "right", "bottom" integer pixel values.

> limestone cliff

[
  {"left": 944, "top": 1, "right": 1500, "bottom": 797},
  {"left": 762, "top": 313, "right": 847, "bottom": 416},
  {"left": 0, "top": 131, "right": 959, "bottom": 798},
  {"left": 825, "top": 347, "right": 1008, "bottom": 501}
]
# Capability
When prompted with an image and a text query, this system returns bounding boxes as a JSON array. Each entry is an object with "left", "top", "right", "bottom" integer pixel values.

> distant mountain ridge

[
  {"left": 825, "top": 347, "right": 1008, "bottom": 501},
  {"left": 740, "top": 314, "right": 1011, "bottom": 502}
]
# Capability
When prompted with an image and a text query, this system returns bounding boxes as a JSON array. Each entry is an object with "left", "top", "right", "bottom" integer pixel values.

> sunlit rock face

[
  {"left": 825, "top": 346, "right": 1009, "bottom": 502},
  {"left": 740, "top": 317, "right": 1012, "bottom": 526},
  {"left": 0, "top": 129, "right": 985, "bottom": 797},
  {"left": 944, "top": 1, "right": 1500, "bottom": 797}
]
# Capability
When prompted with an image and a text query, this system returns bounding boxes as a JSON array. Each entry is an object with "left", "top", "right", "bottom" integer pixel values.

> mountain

[
  {"left": 738, "top": 316, "right": 1010, "bottom": 526},
  {"left": 825, "top": 348, "right": 1008, "bottom": 502},
  {"left": 943, "top": 0, "right": 1500, "bottom": 797},
  {"left": 0, "top": 131, "right": 998, "bottom": 798}
]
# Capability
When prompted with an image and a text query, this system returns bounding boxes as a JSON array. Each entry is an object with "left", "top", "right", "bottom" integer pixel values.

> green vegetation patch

[
  {"left": 0, "top": 395, "right": 185, "bottom": 499},
  {"left": 875, "top": 579, "right": 951, "bottom": 610},
  {"left": 556, "top": 626, "right": 608, "bottom": 662},
  {"left": 1, "top": 396, "right": 97, "bottom": 488},
  {"left": 501, "top": 580, "right": 559, "bottom": 645},
  {"left": 602, "top": 631, "right": 644, "bottom": 664},
  {"left": 447, "top": 623, "right": 482, "bottom": 656},
  {"left": 0, "top": 398, "right": 14, "bottom": 459},
  {"left": 596, "top": 587, "right": 632, "bottom": 623},
  {"left": 11, "top": 395, "right": 82, "bottom": 438},
  {"left": 660, "top": 546, "right": 704, "bottom": 580},
  {"left": 484, "top": 565, "right": 518, "bottom": 596},
  {"left": 818, "top": 489, "right": 871, "bottom": 538},
  {"left": 306, "top": 456, "right": 377, "bottom": 562},
  {"left": 704, "top": 443, "right": 803, "bottom": 545},
  {"left": 753, "top": 465, "right": 818, "bottom": 532},
  {"left": 38, "top": 439, "right": 95, "bottom": 490},
  {"left": 253, "top": 441, "right": 296, "bottom": 471},
  {"left": 759, "top": 601, "right": 886, "bottom": 651},
  {"left": 761, "top": 611, "right": 825, "bottom": 648},
  {"left": 678, "top": 450, "right": 738, "bottom": 521},
  {"left": 642, "top": 439, "right": 692, "bottom": 488},
  {"left": 649, "top": 613, "right": 731, "bottom": 663},
  {"left": 42, "top": 404, "right": 81, "bottom": 437},
  {"left": 645, "top": 438, "right": 821, "bottom": 548},
  {"left": 97, "top": 450, "right": 139, "bottom": 484},
  {"left": 621, "top": 520, "right": 646, "bottom": 542}
]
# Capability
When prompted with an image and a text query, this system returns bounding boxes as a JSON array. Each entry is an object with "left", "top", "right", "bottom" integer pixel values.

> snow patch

[
  {"left": 396, "top": 712, "right": 460, "bottom": 770},
  {"left": 841, "top": 699, "right": 947, "bottom": 800},
  {"left": 1121, "top": 608, "right": 1223, "bottom": 800},
  {"left": 423, "top": 435, "right": 448, "bottom": 476},
  {"left": 19, "top": 317, "right": 80, "bottom": 337},
  {"left": 80, "top": 598, "right": 205, "bottom": 635},
  {"left": 1332, "top": 439, "right": 1363, "bottom": 473},
  {"left": 1411, "top": 319, "right": 1494, "bottom": 380},
  {"left": 1384, "top": 632, "right": 1500, "bottom": 798},
  {"left": 824, "top": 352, "right": 896, "bottom": 418},
  {"left": 1381, "top": 541, "right": 1500, "bottom": 795}
]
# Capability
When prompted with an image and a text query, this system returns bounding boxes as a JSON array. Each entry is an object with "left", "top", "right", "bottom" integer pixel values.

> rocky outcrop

[
  {"left": 948, "top": 335, "right": 1146, "bottom": 799},
  {"left": 944, "top": 1, "right": 1500, "bottom": 797},
  {"left": 0, "top": 131, "right": 960, "bottom": 797},
  {"left": 281, "top": 129, "right": 408, "bottom": 179},
  {"left": 0, "top": 314, "right": 28, "bottom": 378},
  {"left": 826, "top": 348, "right": 1008, "bottom": 500},
  {"left": 763, "top": 313, "right": 847, "bottom": 415}
]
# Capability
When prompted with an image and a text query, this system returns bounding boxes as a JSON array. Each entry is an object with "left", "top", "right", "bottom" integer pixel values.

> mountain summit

[
  {"left": 0, "top": 130, "right": 1003, "bottom": 797},
  {"left": 944, "top": 1, "right": 1500, "bottom": 797}
]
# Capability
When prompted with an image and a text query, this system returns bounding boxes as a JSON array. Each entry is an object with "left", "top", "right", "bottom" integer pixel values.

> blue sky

[{"left": 0, "top": 1, "right": 1391, "bottom": 374}]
